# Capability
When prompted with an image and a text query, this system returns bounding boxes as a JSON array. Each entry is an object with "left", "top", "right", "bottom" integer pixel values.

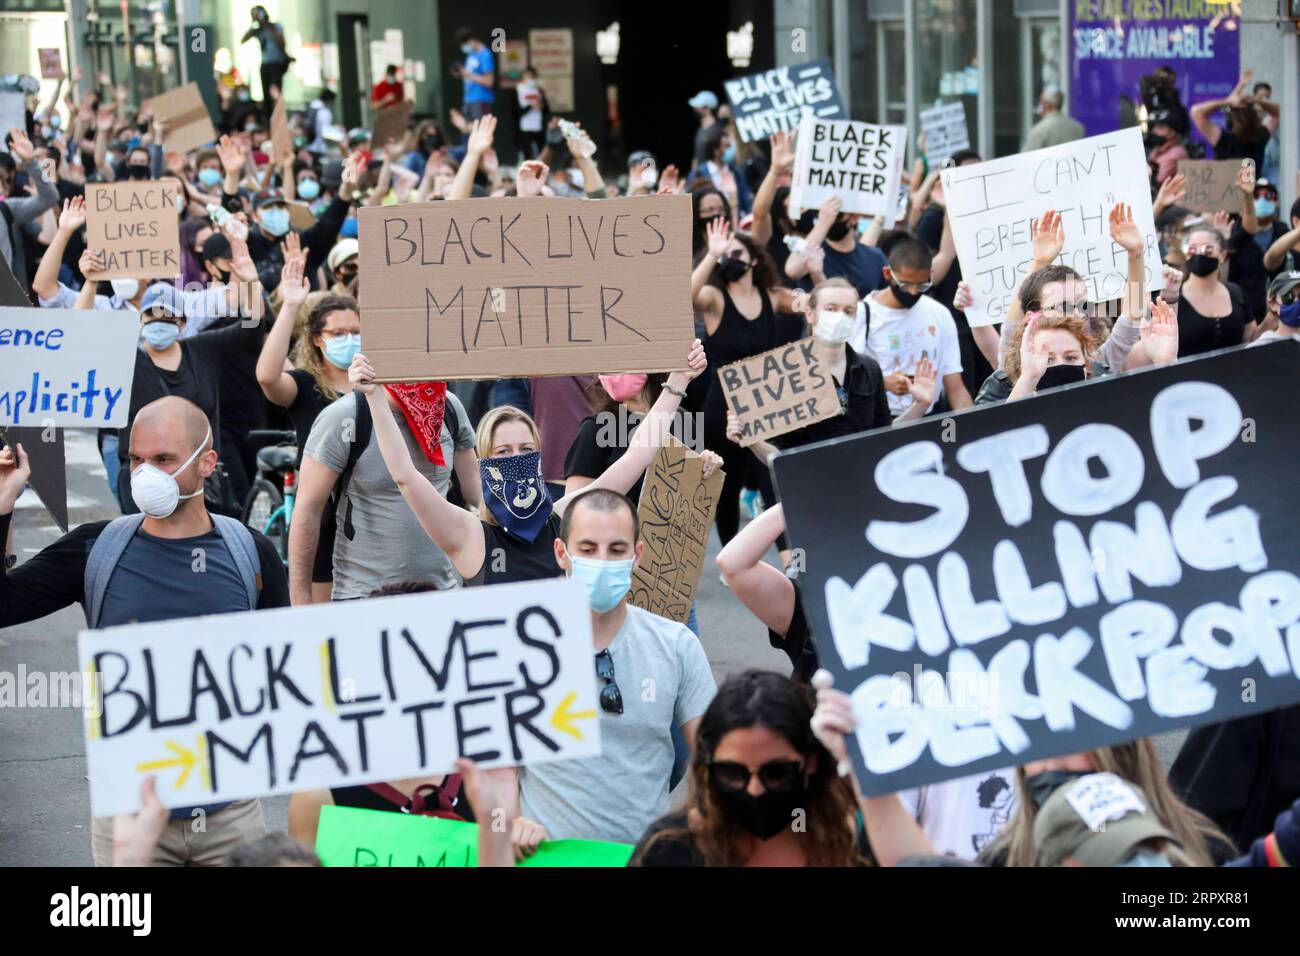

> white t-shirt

[
  {"left": 853, "top": 293, "right": 962, "bottom": 416},
  {"left": 517, "top": 83, "right": 543, "bottom": 133},
  {"left": 1251, "top": 329, "right": 1292, "bottom": 346},
  {"left": 898, "top": 768, "right": 1018, "bottom": 860}
]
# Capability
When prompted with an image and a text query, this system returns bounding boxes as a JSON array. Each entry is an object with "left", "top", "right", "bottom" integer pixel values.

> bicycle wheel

[{"left": 241, "top": 478, "right": 283, "bottom": 535}]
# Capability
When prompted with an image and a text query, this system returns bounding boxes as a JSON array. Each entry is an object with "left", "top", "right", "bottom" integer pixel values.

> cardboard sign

[
  {"left": 370, "top": 100, "right": 412, "bottom": 149},
  {"left": 270, "top": 95, "right": 294, "bottom": 166},
  {"left": 942, "top": 128, "right": 1164, "bottom": 328},
  {"left": 287, "top": 200, "right": 317, "bottom": 231},
  {"left": 315, "top": 806, "right": 634, "bottom": 867},
  {"left": 79, "top": 579, "right": 601, "bottom": 816},
  {"left": 718, "top": 337, "right": 842, "bottom": 446},
  {"left": 723, "top": 59, "right": 846, "bottom": 143},
  {"left": 84, "top": 181, "right": 182, "bottom": 281},
  {"left": 789, "top": 115, "right": 907, "bottom": 217},
  {"left": 920, "top": 103, "right": 970, "bottom": 165},
  {"left": 0, "top": 308, "right": 136, "bottom": 428},
  {"left": 1176, "top": 159, "right": 1243, "bottom": 216},
  {"left": 357, "top": 195, "right": 694, "bottom": 381},
  {"left": 630, "top": 437, "right": 725, "bottom": 625},
  {"left": 143, "top": 83, "right": 217, "bottom": 155},
  {"left": 38, "top": 49, "right": 63, "bottom": 79},
  {"left": 772, "top": 341, "right": 1300, "bottom": 796}
]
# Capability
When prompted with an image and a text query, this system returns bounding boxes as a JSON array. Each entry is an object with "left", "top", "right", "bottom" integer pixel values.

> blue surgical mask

[
  {"left": 461, "top": 44, "right": 474, "bottom": 55},
  {"left": 566, "top": 550, "right": 635, "bottom": 613},
  {"left": 1255, "top": 198, "right": 1278, "bottom": 219},
  {"left": 322, "top": 332, "right": 361, "bottom": 369},
  {"left": 198, "top": 168, "right": 222, "bottom": 188},
  {"left": 141, "top": 320, "right": 180, "bottom": 350},
  {"left": 479, "top": 451, "right": 553, "bottom": 542},
  {"left": 260, "top": 207, "right": 290, "bottom": 237},
  {"left": 723, "top": 144, "right": 736, "bottom": 165},
  {"left": 1117, "top": 849, "right": 1174, "bottom": 867},
  {"left": 297, "top": 178, "right": 320, "bottom": 200},
  {"left": 1279, "top": 299, "right": 1300, "bottom": 328}
]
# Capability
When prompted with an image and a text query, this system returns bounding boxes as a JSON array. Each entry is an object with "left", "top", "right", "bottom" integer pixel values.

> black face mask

[
  {"left": 890, "top": 282, "right": 924, "bottom": 310},
  {"left": 1025, "top": 770, "right": 1088, "bottom": 809},
  {"left": 126, "top": 164, "right": 151, "bottom": 180},
  {"left": 825, "top": 219, "right": 851, "bottom": 242},
  {"left": 716, "top": 780, "right": 808, "bottom": 841},
  {"left": 717, "top": 256, "right": 751, "bottom": 283},
  {"left": 208, "top": 265, "right": 231, "bottom": 285},
  {"left": 1186, "top": 254, "right": 1220, "bottom": 277},
  {"left": 1036, "top": 363, "right": 1087, "bottom": 390}
]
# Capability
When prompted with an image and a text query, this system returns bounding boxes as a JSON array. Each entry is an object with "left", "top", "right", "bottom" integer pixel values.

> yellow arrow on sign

[
  {"left": 550, "top": 691, "right": 597, "bottom": 741},
  {"left": 135, "top": 735, "right": 208, "bottom": 791}
]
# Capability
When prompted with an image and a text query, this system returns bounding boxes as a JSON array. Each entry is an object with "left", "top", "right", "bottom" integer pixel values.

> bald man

[
  {"left": 1024, "top": 86, "right": 1085, "bottom": 152},
  {"left": 0, "top": 395, "right": 288, "bottom": 865}
]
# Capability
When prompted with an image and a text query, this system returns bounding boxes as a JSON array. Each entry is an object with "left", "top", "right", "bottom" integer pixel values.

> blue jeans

[{"left": 100, "top": 431, "right": 123, "bottom": 511}]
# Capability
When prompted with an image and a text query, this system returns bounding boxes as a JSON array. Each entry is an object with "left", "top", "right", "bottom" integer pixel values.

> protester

[
  {"left": 453, "top": 26, "right": 496, "bottom": 121},
  {"left": 1146, "top": 111, "right": 1188, "bottom": 185},
  {"left": 0, "top": 127, "right": 60, "bottom": 286},
  {"left": 1250, "top": 271, "right": 1300, "bottom": 344},
  {"left": 784, "top": 195, "right": 888, "bottom": 298},
  {"left": 1262, "top": 199, "right": 1300, "bottom": 275},
  {"left": 689, "top": 91, "right": 720, "bottom": 167},
  {"left": 1024, "top": 87, "right": 1084, "bottom": 151},
  {"left": 0, "top": 397, "right": 289, "bottom": 865},
  {"left": 631, "top": 671, "right": 863, "bottom": 866},
  {"left": 1166, "top": 224, "right": 1255, "bottom": 356},
  {"left": 1191, "top": 71, "right": 1274, "bottom": 170},
  {"left": 345, "top": 340, "right": 707, "bottom": 587},
  {"left": 515, "top": 67, "right": 548, "bottom": 159},
  {"left": 371, "top": 65, "right": 404, "bottom": 111},
  {"left": 242, "top": 6, "right": 290, "bottom": 116}
]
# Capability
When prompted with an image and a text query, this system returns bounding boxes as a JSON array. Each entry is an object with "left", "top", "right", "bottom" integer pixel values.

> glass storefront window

[{"left": 915, "top": 0, "right": 980, "bottom": 155}]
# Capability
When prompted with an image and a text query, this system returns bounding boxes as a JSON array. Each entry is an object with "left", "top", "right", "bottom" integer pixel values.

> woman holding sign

[
  {"left": 1165, "top": 225, "right": 1256, "bottom": 357},
  {"left": 347, "top": 340, "right": 708, "bottom": 587},
  {"left": 693, "top": 219, "right": 803, "bottom": 546}
]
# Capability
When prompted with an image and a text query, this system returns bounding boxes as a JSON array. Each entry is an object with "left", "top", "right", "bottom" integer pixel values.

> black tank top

[
  {"left": 1177, "top": 284, "right": 1248, "bottom": 357},
  {"left": 704, "top": 287, "right": 786, "bottom": 369},
  {"left": 466, "top": 513, "right": 564, "bottom": 587}
]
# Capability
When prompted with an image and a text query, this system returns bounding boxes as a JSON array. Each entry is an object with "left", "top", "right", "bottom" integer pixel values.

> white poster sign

[
  {"left": 789, "top": 115, "right": 907, "bottom": 218},
  {"left": 942, "top": 128, "right": 1164, "bottom": 328},
  {"left": 80, "top": 579, "right": 601, "bottom": 816},
  {"left": 0, "top": 307, "right": 136, "bottom": 428},
  {"left": 920, "top": 103, "right": 970, "bottom": 164}
]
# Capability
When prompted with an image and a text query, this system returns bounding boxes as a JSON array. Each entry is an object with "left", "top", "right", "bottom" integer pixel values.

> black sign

[
  {"left": 723, "top": 59, "right": 847, "bottom": 143},
  {"left": 772, "top": 342, "right": 1300, "bottom": 796}
]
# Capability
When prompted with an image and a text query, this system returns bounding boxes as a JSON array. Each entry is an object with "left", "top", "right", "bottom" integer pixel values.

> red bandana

[{"left": 384, "top": 382, "right": 448, "bottom": 467}]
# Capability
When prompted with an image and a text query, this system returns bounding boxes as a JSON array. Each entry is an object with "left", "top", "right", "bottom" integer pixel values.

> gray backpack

[{"left": 83, "top": 513, "right": 261, "bottom": 628}]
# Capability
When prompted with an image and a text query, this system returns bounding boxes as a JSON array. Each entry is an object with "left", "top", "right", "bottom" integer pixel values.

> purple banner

[{"left": 1069, "top": 1, "right": 1240, "bottom": 139}]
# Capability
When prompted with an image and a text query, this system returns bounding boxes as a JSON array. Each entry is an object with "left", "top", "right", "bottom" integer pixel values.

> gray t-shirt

[
  {"left": 519, "top": 604, "right": 716, "bottom": 844},
  {"left": 303, "top": 391, "right": 475, "bottom": 597}
]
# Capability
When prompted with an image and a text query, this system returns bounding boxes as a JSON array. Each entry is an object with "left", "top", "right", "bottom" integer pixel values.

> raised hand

[
  {"left": 280, "top": 229, "right": 303, "bottom": 266},
  {"left": 816, "top": 194, "right": 843, "bottom": 232},
  {"left": 341, "top": 150, "right": 365, "bottom": 188},
  {"left": 78, "top": 248, "right": 106, "bottom": 277},
  {"left": 908, "top": 356, "right": 938, "bottom": 408},
  {"left": 216, "top": 134, "right": 244, "bottom": 175},
  {"left": 1019, "top": 312, "right": 1050, "bottom": 384},
  {"left": 228, "top": 235, "right": 258, "bottom": 284},
  {"left": 349, "top": 353, "right": 377, "bottom": 396},
  {"left": 95, "top": 106, "right": 115, "bottom": 133},
  {"left": 1031, "top": 209, "right": 1065, "bottom": 265},
  {"left": 657, "top": 163, "right": 682, "bottom": 195},
  {"left": 667, "top": 338, "right": 708, "bottom": 391},
  {"left": 516, "top": 160, "right": 549, "bottom": 198},
  {"left": 7, "top": 128, "right": 34, "bottom": 164},
  {"left": 809, "top": 670, "right": 854, "bottom": 776},
  {"left": 1237, "top": 158, "right": 1256, "bottom": 196},
  {"left": 466, "top": 115, "right": 497, "bottom": 157},
  {"left": 278, "top": 255, "right": 309, "bottom": 309},
  {"left": 1153, "top": 173, "right": 1186, "bottom": 218},
  {"left": 705, "top": 216, "right": 732, "bottom": 259},
  {"left": 480, "top": 147, "right": 500, "bottom": 177},
  {"left": 1212, "top": 209, "right": 1232, "bottom": 241},
  {"left": 953, "top": 280, "right": 973, "bottom": 312},
  {"left": 0, "top": 442, "right": 31, "bottom": 513},
  {"left": 769, "top": 129, "right": 796, "bottom": 176},
  {"left": 1144, "top": 297, "right": 1179, "bottom": 365},
  {"left": 1108, "top": 202, "right": 1144, "bottom": 257},
  {"left": 57, "top": 196, "right": 87, "bottom": 234},
  {"left": 1158, "top": 262, "right": 1184, "bottom": 303}
]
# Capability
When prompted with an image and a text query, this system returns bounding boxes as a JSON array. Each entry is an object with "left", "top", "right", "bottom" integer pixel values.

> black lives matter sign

[
  {"left": 723, "top": 59, "right": 846, "bottom": 143},
  {"left": 773, "top": 342, "right": 1300, "bottom": 795}
]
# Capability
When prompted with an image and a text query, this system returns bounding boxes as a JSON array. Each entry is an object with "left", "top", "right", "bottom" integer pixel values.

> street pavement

[{"left": 0, "top": 430, "right": 1182, "bottom": 866}]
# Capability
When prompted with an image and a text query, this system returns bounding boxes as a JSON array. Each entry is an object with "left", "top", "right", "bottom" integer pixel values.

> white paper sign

[
  {"left": 80, "top": 579, "right": 602, "bottom": 816},
  {"left": 920, "top": 103, "right": 969, "bottom": 164},
  {"left": 0, "top": 92, "right": 26, "bottom": 137},
  {"left": 1065, "top": 773, "right": 1148, "bottom": 833},
  {"left": 789, "top": 115, "right": 907, "bottom": 218},
  {"left": 0, "top": 307, "right": 136, "bottom": 428},
  {"left": 941, "top": 127, "right": 1164, "bottom": 328}
]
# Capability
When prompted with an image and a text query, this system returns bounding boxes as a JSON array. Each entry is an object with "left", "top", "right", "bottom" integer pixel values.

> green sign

[{"left": 316, "top": 805, "right": 634, "bottom": 867}]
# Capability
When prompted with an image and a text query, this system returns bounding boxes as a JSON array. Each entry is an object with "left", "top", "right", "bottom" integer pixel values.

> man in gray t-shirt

[
  {"left": 291, "top": 391, "right": 477, "bottom": 601},
  {"left": 517, "top": 488, "right": 716, "bottom": 845}
]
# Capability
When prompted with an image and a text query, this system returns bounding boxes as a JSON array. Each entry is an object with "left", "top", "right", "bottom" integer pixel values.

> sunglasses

[
  {"left": 708, "top": 759, "right": 805, "bottom": 794},
  {"left": 595, "top": 649, "right": 623, "bottom": 715}
]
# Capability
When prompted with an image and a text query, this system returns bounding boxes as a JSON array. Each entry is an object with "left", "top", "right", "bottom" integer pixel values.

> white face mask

[
  {"left": 129, "top": 426, "right": 210, "bottom": 519},
  {"left": 813, "top": 308, "right": 855, "bottom": 345},
  {"left": 110, "top": 278, "right": 140, "bottom": 301}
]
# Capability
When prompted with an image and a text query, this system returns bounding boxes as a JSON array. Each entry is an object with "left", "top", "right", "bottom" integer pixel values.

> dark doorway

[{"left": 336, "top": 14, "right": 371, "bottom": 130}]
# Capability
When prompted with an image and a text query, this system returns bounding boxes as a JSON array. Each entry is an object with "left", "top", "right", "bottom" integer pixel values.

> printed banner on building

[
  {"left": 723, "top": 59, "right": 847, "bottom": 143},
  {"left": 79, "top": 579, "right": 601, "bottom": 816},
  {"left": 772, "top": 342, "right": 1300, "bottom": 796},
  {"left": 356, "top": 195, "right": 693, "bottom": 381},
  {"left": 942, "top": 127, "right": 1163, "bottom": 328},
  {"left": 0, "top": 307, "right": 136, "bottom": 428},
  {"left": 789, "top": 116, "right": 907, "bottom": 218}
]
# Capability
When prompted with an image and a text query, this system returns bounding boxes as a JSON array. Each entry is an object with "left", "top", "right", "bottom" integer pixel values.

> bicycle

[{"left": 240, "top": 430, "right": 299, "bottom": 563}]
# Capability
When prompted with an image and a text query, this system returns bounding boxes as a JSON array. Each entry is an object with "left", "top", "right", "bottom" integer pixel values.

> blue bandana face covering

[{"left": 479, "top": 451, "right": 553, "bottom": 542}]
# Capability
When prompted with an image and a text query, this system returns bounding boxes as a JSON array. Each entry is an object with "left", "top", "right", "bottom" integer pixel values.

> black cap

[{"left": 201, "top": 232, "right": 233, "bottom": 263}]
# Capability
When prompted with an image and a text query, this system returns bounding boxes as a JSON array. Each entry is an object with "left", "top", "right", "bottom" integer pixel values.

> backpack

[
  {"left": 334, "top": 392, "right": 463, "bottom": 541},
  {"left": 365, "top": 777, "right": 467, "bottom": 820},
  {"left": 83, "top": 513, "right": 262, "bottom": 628}
]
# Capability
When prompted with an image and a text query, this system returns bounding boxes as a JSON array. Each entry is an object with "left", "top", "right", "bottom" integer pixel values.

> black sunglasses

[
  {"left": 708, "top": 759, "right": 805, "bottom": 794},
  {"left": 595, "top": 649, "right": 623, "bottom": 715}
]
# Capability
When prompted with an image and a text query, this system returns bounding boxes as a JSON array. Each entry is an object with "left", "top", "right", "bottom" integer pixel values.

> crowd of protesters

[{"left": 0, "top": 20, "right": 1296, "bottom": 870}]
